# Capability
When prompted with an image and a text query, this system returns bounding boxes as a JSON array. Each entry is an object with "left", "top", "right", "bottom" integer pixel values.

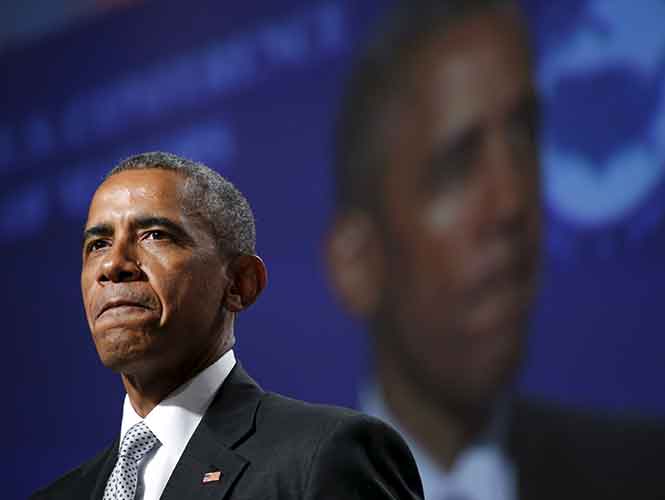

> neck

[
  {"left": 122, "top": 324, "right": 235, "bottom": 417},
  {"left": 122, "top": 373, "right": 182, "bottom": 418},
  {"left": 375, "top": 351, "right": 492, "bottom": 470}
]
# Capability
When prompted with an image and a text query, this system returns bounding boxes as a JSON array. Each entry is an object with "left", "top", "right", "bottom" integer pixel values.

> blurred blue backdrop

[{"left": 4, "top": 0, "right": 665, "bottom": 497}]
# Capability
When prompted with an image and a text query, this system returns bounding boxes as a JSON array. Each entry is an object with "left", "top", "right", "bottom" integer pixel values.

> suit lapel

[
  {"left": 158, "top": 425, "right": 249, "bottom": 500},
  {"left": 88, "top": 441, "right": 119, "bottom": 500},
  {"left": 61, "top": 438, "right": 118, "bottom": 500},
  {"left": 160, "top": 364, "right": 263, "bottom": 500}
]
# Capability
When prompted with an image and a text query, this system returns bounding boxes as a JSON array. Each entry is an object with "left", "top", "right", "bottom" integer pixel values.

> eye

[
  {"left": 510, "top": 113, "right": 537, "bottom": 149},
  {"left": 424, "top": 129, "right": 480, "bottom": 196},
  {"left": 87, "top": 239, "right": 110, "bottom": 253},
  {"left": 508, "top": 99, "right": 540, "bottom": 156},
  {"left": 143, "top": 230, "right": 169, "bottom": 241}
]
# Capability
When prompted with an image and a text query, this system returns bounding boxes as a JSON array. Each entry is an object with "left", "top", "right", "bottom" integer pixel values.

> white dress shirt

[
  {"left": 117, "top": 349, "right": 236, "bottom": 500},
  {"left": 359, "top": 383, "right": 517, "bottom": 500}
]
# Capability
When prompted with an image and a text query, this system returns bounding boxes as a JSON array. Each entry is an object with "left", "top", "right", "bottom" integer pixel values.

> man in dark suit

[
  {"left": 325, "top": 1, "right": 665, "bottom": 499},
  {"left": 32, "top": 151, "right": 423, "bottom": 500}
]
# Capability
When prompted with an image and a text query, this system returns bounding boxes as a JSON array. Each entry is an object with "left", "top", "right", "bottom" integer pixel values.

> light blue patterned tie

[{"left": 103, "top": 421, "right": 158, "bottom": 500}]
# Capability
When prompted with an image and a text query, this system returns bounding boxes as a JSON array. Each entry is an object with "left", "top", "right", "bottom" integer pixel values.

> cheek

[
  {"left": 155, "top": 271, "right": 189, "bottom": 318},
  {"left": 80, "top": 269, "right": 96, "bottom": 323},
  {"left": 153, "top": 259, "right": 223, "bottom": 325},
  {"left": 382, "top": 237, "right": 473, "bottom": 367},
  {"left": 401, "top": 218, "right": 474, "bottom": 303},
  {"left": 426, "top": 189, "right": 469, "bottom": 230},
  {"left": 384, "top": 292, "right": 466, "bottom": 388},
  {"left": 384, "top": 244, "right": 458, "bottom": 337}
]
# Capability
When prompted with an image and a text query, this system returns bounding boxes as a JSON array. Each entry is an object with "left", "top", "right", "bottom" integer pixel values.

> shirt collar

[
  {"left": 120, "top": 349, "right": 236, "bottom": 457},
  {"left": 359, "top": 382, "right": 516, "bottom": 500}
]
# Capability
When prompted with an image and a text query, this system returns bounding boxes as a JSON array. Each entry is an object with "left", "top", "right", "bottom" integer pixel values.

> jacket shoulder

[
  {"left": 256, "top": 391, "right": 408, "bottom": 444},
  {"left": 30, "top": 465, "right": 86, "bottom": 499},
  {"left": 30, "top": 444, "right": 114, "bottom": 500},
  {"left": 245, "top": 391, "right": 424, "bottom": 499},
  {"left": 259, "top": 391, "right": 371, "bottom": 424},
  {"left": 511, "top": 398, "right": 665, "bottom": 497},
  {"left": 514, "top": 397, "right": 665, "bottom": 449}
]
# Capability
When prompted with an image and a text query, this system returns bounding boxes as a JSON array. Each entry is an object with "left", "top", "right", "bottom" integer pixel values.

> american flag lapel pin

[{"left": 202, "top": 470, "right": 222, "bottom": 483}]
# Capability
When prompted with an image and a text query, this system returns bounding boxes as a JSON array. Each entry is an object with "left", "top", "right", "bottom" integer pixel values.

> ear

[
  {"left": 325, "top": 211, "right": 385, "bottom": 318},
  {"left": 224, "top": 254, "right": 267, "bottom": 313}
]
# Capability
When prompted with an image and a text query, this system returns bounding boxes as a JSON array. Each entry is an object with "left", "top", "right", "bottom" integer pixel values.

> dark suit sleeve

[{"left": 303, "top": 414, "right": 424, "bottom": 500}]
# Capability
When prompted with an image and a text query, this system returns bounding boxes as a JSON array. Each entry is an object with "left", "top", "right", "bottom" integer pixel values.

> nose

[
  {"left": 98, "top": 239, "right": 143, "bottom": 284},
  {"left": 483, "top": 132, "right": 539, "bottom": 231}
]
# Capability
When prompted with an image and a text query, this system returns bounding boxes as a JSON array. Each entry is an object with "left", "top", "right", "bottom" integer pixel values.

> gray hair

[{"left": 106, "top": 151, "right": 256, "bottom": 256}]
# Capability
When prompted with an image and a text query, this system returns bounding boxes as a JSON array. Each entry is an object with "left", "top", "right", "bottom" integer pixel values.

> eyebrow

[
  {"left": 82, "top": 223, "right": 113, "bottom": 245},
  {"left": 421, "top": 91, "right": 541, "bottom": 186},
  {"left": 82, "top": 216, "right": 194, "bottom": 246},
  {"left": 134, "top": 216, "right": 192, "bottom": 241}
]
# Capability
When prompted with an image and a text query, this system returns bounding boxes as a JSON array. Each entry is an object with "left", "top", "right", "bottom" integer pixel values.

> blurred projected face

[
  {"left": 81, "top": 169, "right": 228, "bottom": 378},
  {"left": 375, "top": 9, "right": 540, "bottom": 409}
]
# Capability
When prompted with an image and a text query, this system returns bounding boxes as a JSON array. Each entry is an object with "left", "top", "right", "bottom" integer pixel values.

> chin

[
  {"left": 94, "top": 330, "right": 155, "bottom": 373},
  {"left": 97, "top": 347, "right": 140, "bottom": 371},
  {"left": 472, "top": 349, "right": 523, "bottom": 401}
]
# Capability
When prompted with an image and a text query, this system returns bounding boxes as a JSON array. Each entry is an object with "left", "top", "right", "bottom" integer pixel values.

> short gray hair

[{"left": 106, "top": 151, "right": 256, "bottom": 256}]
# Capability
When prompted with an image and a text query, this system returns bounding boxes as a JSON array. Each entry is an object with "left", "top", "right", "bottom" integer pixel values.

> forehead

[
  {"left": 394, "top": 8, "right": 532, "bottom": 139},
  {"left": 87, "top": 169, "right": 186, "bottom": 223}
]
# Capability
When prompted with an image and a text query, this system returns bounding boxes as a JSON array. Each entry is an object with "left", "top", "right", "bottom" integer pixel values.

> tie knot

[{"left": 119, "top": 421, "right": 158, "bottom": 462}]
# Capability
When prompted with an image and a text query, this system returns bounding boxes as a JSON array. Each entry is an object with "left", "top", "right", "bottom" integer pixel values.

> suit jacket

[
  {"left": 509, "top": 398, "right": 665, "bottom": 500},
  {"left": 32, "top": 365, "right": 424, "bottom": 500}
]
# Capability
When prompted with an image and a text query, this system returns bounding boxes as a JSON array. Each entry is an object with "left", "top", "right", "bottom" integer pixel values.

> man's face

[
  {"left": 374, "top": 10, "right": 540, "bottom": 409},
  {"left": 81, "top": 169, "right": 228, "bottom": 378}
]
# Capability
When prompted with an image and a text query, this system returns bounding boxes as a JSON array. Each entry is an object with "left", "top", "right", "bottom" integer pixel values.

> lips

[
  {"left": 477, "top": 255, "right": 533, "bottom": 293},
  {"left": 464, "top": 241, "right": 538, "bottom": 307},
  {"left": 96, "top": 299, "right": 151, "bottom": 319}
]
